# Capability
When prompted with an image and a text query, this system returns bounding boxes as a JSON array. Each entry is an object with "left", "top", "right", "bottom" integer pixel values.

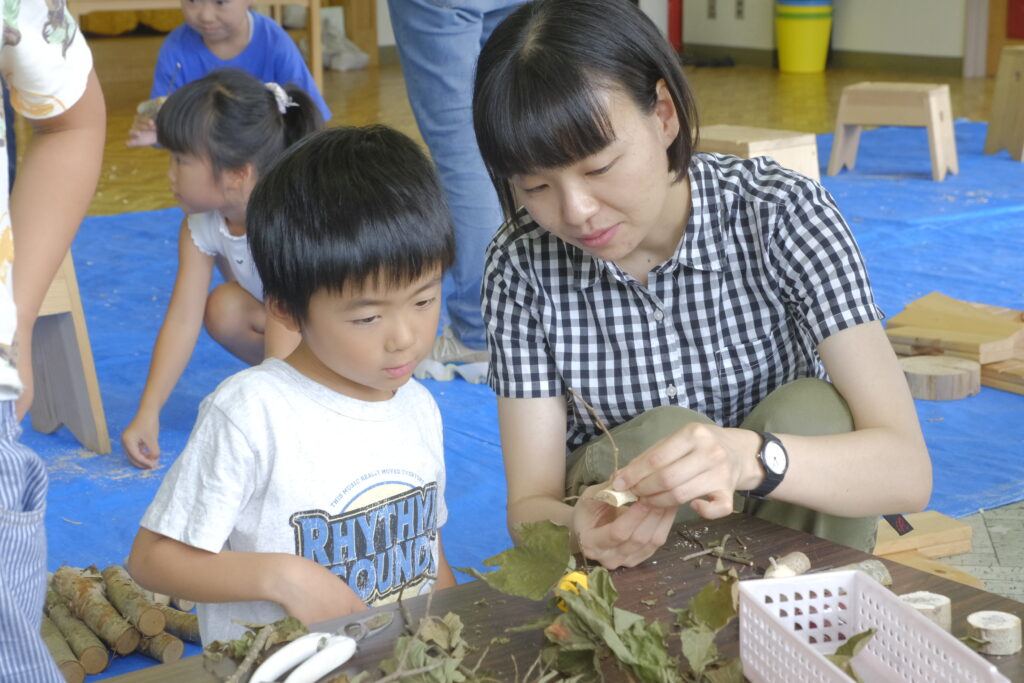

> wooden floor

[{"left": 46, "top": 35, "right": 1022, "bottom": 602}]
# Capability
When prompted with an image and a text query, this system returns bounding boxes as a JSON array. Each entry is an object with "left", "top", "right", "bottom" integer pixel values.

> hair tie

[{"left": 265, "top": 82, "right": 297, "bottom": 115}]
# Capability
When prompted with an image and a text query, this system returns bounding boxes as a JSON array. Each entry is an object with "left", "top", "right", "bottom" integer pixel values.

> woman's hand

[
  {"left": 611, "top": 423, "right": 762, "bottom": 519},
  {"left": 122, "top": 411, "right": 161, "bottom": 469},
  {"left": 571, "top": 485, "right": 677, "bottom": 569},
  {"left": 273, "top": 556, "right": 368, "bottom": 625}
]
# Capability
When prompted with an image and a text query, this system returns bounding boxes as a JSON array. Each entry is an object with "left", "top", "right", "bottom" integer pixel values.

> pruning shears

[{"left": 250, "top": 611, "right": 394, "bottom": 683}]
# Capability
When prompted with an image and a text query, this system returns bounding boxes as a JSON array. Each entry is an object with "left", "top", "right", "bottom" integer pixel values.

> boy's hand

[
  {"left": 122, "top": 413, "right": 161, "bottom": 469},
  {"left": 275, "top": 556, "right": 367, "bottom": 625},
  {"left": 126, "top": 113, "right": 157, "bottom": 148},
  {"left": 571, "top": 486, "right": 676, "bottom": 570}
]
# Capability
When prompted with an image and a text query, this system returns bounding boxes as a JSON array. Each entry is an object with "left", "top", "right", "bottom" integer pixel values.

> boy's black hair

[
  {"left": 156, "top": 68, "right": 323, "bottom": 177},
  {"left": 472, "top": 0, "right": 699, "bottom": 219},
  {"left": 247, "top": 125, "right": 456, "bottom": 325}
]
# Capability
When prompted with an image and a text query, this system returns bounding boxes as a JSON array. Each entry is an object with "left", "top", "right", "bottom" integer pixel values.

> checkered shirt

[{"left": 482, "top": 153, "right": 882, "bottom": 452}]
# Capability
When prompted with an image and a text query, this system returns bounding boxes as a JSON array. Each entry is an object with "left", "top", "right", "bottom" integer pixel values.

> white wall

[
  {"left": 683, "top": 0, "right": 966, "bottom": 57},
  {"left": 378, "top": 0, "right": 394, "bottom": 47}
]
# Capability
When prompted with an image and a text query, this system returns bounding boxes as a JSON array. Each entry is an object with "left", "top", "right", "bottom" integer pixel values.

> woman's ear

[
  {"left": 266, "top": 298, "right": 301, "bottom": 333},
  {"left": 653, "top": 79, "right": 680, "bottom": 148}
]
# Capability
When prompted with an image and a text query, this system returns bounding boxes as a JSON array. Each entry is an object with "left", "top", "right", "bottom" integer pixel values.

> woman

[{"left": 472, "top": 0, "right": 931, "bottom": 568}]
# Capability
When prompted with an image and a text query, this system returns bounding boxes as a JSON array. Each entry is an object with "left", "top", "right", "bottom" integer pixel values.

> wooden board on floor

[
  {"left": 882, "top": 549, "right": 984, "bottom": 588},
  {"left": 874, "top": 510, "right": 972, "bottom": 556},
  {"left": 982, "top": 358, "right": 1024, "bottom": 395}
]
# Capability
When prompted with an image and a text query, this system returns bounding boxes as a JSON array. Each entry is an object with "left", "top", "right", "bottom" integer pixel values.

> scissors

[{"left": 250, "top": 611, "right": 395, "bottom": 683}]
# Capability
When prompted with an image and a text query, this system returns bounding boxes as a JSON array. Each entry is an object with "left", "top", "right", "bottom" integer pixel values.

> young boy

[
  {"left": 126, "top": 0, "right": 330, "bottom": 146},
  {"left": 126, "top": 125, "right": 457, "bottom": 645}
]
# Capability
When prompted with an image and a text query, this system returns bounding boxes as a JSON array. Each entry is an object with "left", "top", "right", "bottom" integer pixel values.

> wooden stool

[
  {"left": 698, "top": 124, "right": 820, "bottom": 182},
  {"left": 984, "top": 46, "right": 1024, "bottom": 160},
  {"left": 826, "top": 82, "right": 959, "bottom": 182},
  {"left": 31, "top": 252, "right": 111, "bottom": 454}
]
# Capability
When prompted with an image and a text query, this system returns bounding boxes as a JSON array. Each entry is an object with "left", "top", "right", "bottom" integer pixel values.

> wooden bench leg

[
  {"left": 31, "top": 256, "right": 111, "bottom": 454},
  {"left": 926, "top": 88, "right": 958, "bottom": 181},
  {"left": 827, "top": 121, "right": 862, "bottom": 175},
  {"left": 984, "top": 47, "right": 1024, "bottom": 160}
]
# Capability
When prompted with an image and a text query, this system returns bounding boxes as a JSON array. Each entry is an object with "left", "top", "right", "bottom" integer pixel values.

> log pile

[
  {"left": 42, "top": 566, "right": 199, "bottom": 681},
  {"left": 886, "top": 292, "right": 1024, "bottom": 398}
]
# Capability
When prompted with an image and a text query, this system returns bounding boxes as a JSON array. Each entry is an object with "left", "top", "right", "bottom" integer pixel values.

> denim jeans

[
  {"left": 0, "top": 402, "right": 61, "bottom": 682},
  {"left": 387, "top": 0, "right": 525, "bottom": 351}
]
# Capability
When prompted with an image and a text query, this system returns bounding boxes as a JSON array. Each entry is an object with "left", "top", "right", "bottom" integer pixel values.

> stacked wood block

[
  {"left": 875, "top": 511, "right": 982, "bottom": 588},
  {"left": 887, "top": 292, "right": 1024, "bottom": 398}
]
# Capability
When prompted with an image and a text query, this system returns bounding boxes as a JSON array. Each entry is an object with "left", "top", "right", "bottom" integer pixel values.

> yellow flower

[{"left": 555, "top": 571, "right": 589, "bottom": 611}]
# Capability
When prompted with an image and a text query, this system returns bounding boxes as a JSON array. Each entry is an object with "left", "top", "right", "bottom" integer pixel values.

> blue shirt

[{"left": 150, "top": 11, "right": 331, "bottom": 121}]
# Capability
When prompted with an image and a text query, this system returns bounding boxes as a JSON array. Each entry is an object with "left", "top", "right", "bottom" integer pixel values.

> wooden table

[{"left": 110, "top": 514, "right": 1024, "bottom": 681}]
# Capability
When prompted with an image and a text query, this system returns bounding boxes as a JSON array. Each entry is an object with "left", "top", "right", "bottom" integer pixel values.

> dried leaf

[
  {"left": 455, "top": 520, "right": 573, "bottom": 600},
  {"left": 824, "top": 628, "right": 875, "bottom": 682},
  {"left": 701, "top": 656, "right": 744, "bottom": 683}
]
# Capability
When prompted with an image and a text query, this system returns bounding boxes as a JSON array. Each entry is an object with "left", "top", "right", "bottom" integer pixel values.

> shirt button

[
  {"left": 666, "top": 384, "right": 677, "bottom": 398},
  {"left": 653, "top": 309, "right": 664, "bottom": 322}
]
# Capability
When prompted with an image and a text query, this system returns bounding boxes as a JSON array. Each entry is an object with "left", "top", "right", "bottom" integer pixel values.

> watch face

[{"left": 764, "top": 442, "right": 787, "bottom": 474}]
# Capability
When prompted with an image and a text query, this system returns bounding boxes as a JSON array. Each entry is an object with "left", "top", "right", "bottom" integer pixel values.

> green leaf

[
  {"left": 454, "top": 520, "right": 573, "bottom": 600},
  {"left": 701, "top": 656, "right": 744, "bottom": 683},
  {"left": 672, "top": 573, "right": 738, "bottom": 632},
  {"left": 959, "top": 635, "right": 989, "bottom": 651},
  {"left": 680, "top": 624, "right": 718, "bottom": 676},
  {"left": 825, "top": 629, "right": 875, "bottom": 682}
]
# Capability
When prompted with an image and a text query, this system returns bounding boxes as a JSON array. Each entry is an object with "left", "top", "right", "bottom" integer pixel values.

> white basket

[{"left": 738, "top": 570, "right": 1009, "bottom": 683}]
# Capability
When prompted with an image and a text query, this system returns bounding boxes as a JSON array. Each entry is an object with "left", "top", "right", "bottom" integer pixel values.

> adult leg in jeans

[
  {"left": 564, "top": 379, "right": 877, "bottom": 552},
  {"left": 387, "top": 0, "right": 523, "bottom": 363}
]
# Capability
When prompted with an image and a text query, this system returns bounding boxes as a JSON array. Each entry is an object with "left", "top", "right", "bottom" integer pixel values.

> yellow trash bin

[{"left": 775, "top": 0, "right": 833, "bottom": 73}]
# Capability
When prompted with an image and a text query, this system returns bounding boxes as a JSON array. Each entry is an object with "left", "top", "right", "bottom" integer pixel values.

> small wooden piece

[
  {"left": 764, "top": 551, "right": 810, "bottom": 579},
  {"left": 827, "top": 82, "right": 959, "bottom": 181},
  {"left": 154, "top": 603, "right": 201, "bottom": 644},
  {"left": 873, "top": 510, "right": 972, "bottom": 557},
  {"left": 985, "top": 46, "right": 1024, "bottom": 160},
  {"left": 698, "top": 124, "right": 821, "bottom": 181},
  {"left": 170, "top": 596, "right": 196, "bottom": 612},
  {"left": 829, "top": 559, "right": 893, "bottom": 586},
  {"left": 899, "top": 355, "right": 981, "bottom": 400},
  {"left": 982, "top": 358, "right": 1024, "bottom": 396},
  {"left": 41, "top": 615, "right": 86, "bottom": 683},
  {"left": 900, "top": 590, "right": 953, "bottom": 631},
  {"left": 882, "top": 550, "right": 983, "bottom": 589},
  {"left": 966, "top": 610, "right": 1022, "bottom": 655},
  {"left": 594, "top": 488, "right": 637, "bottom": 507}
]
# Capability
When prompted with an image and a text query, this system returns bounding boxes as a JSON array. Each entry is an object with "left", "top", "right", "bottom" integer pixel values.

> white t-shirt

[
  {"left": 187, "top": 210, "right": 263, "bottom": 301},
  {"left": 0, "top": 2, "right": 92, "bottom": 399},
  {"left": 141, "top": 358, "right": 448, "bottom": 644}
]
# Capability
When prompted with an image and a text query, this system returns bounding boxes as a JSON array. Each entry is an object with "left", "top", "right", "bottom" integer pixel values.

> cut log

[
  {"left": 138, "top": 632, "right": 185, "bottom": 663},
  {"left": 966, "top": 610, "right": 1022, "bottom": 655},
  {"left": 764, "top": 551, "right": 811, "bottom": 579},
  {"left": 101, "top": 565, "right": 166, "bottom": 636},
  {"left": 899, "top": 355, "right": 980, "bottom": 400},
  {"left": 899, "top": 591, "right": 952, "bottom": 631},
  {"left": 41, "top": 614, "right": 86, "bottom": 683},
  {"left": 170, "top": 596, "right": 197, "bottom": 612},
  {"left": 155, "top": 602, "right": 201, "bottom": 644},
  {"left": 45, "top": 589, "right": 108, "bottom": 674},
  {"left": 52, "top": 566, "right": 141, "bottom": 655},
  {"left": 594, "top": 488, "right": 637, "bottom": 507}
]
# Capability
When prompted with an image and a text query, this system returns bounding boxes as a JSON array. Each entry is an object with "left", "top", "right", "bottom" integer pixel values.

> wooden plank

[
  {"left": 886, "top": 325, "right": 1019, "bottom": 364},
  {"left": 874, "top": 510, "right": 972, "bottom": 556},
  {"left": 916, "top": 537, "right": 975, "bottom": 559},
  {"left": 882, "top": 550, "right": 984, "bottom": 589}
]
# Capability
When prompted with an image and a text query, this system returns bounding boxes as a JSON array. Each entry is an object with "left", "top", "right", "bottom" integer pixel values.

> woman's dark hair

[
  {"left": 473, "top": 0, "right": 698, "bottom": 218},
  {"left": 247, "top": 126, "right": 456, "bottom": 325},
  {"left": 156, "top": 68, "right": 323, "bottom": 177}
]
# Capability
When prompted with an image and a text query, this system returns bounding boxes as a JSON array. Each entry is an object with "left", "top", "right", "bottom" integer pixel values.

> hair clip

[{"left": 265, "top": 82, "right": 297, "bottom": 115}]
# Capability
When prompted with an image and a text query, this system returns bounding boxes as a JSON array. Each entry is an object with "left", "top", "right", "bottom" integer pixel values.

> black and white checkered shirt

[{"left": 483, "top": 153, "right": 882, "bottom": 452}]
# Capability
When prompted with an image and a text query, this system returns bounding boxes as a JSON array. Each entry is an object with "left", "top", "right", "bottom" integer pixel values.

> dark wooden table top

[{"left": 110, "top": 513, "right": 1024, "bottom": 682}]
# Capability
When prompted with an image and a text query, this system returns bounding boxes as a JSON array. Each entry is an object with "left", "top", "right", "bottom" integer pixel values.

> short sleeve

[
  {"left": 771, "top": 179, "right": 882, "bottom": 346},
  {"left": 140, "top": 397, "right": 258, "bottom": 553},
  {"left": 0, "top": 0, "right": 92, "bottom": 119},
  {"left": 186, "top": 212, "right": 220, "bottom": 257},
  {"left": 482, "top": 230, "right": 563, "bottom": 399}
]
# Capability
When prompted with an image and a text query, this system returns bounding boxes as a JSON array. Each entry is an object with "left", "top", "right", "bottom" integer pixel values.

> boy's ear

[{"left": 266, "top": 298, "right": 301, "bottom": 333}]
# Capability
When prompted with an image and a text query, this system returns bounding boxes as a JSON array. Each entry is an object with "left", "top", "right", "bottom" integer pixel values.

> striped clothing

[{"left": 483, "top": 153, "right": 881, "bottom": 452}]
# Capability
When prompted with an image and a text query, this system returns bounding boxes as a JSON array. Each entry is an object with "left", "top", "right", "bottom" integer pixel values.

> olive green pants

[{"left": 565, "top": 378, "right": 878, "bottom": 553}]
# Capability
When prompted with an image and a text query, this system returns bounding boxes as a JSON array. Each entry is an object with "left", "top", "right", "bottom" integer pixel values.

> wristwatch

[{"left": 745, "top": 432, "right": 788, "bottom": 499}]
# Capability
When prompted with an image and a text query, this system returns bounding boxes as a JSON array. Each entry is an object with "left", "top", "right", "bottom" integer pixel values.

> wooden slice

[
  {"left": 899, "top": 355, "right": 980, "bottom": 400},
  {"left": 966, "top": 610, "right": 1022, "bottom": 655}
]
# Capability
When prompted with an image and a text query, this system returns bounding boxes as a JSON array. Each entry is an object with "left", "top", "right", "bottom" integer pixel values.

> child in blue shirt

[{"left": 127, "top": 0, "right": 330, "bottom": 146}]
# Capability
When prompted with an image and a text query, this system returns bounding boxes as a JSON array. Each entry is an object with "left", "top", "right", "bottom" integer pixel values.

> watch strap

[{"left": 746, "top": 431, "right": 787, "bottom": 499}]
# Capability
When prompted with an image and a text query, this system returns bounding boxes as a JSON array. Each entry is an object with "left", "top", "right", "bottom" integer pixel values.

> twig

[
  {"left": 567, "top": 387, "right": 620, "bottom": 472},
  {"left": 682, "top": 548, "right": 715, "bottom": 561},
  {"left": 223, "top": 624, "right": 272, "bottom": 683},
  {"left": 373, "top": 660, "right": 448, "bottom": 682}
]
